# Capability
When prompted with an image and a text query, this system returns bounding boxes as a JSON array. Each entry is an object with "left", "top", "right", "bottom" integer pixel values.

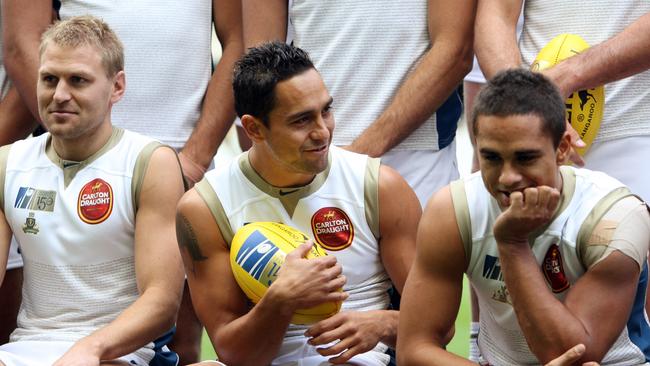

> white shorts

[
  {"left": 273, "top": 338, "right": 389, "bottom": 366},
  {"left": 584, "top": 136, "right": 650, "bottom": 203},
  {"left": 0, "top": 341, "right": 152, "bottom": 366},
  {"left": 381, "top": 142, "right": 459, "bottom": 207},
  {"left": 6, "top": 238, "right": 22, "bottom": 271}
]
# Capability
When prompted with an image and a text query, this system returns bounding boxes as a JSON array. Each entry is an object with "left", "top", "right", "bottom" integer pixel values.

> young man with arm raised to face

[{"left": 398, "top": 69, "right": 650, "bottom": 366}]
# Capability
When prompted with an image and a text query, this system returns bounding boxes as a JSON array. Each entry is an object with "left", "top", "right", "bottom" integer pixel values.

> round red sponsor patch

[
  {"left": 542, "top": 244, "right": 570, "bottom": 293},
  {"left": 311, "top": 207, "right": 354, "bottom": 251},
  {"left": 77, "top": 178, "right": 113, "bottom": 224}
]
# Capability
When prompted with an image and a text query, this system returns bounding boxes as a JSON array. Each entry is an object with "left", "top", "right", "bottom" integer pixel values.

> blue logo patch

[
  {"left": 235, "top": 230, "right": 280, "bottom": 281},
  {"left": 483, "top": 255, "right": 504, "bottom": 281},
  {"left": 14, "top": 187, "right": 56, "bottom": 212}
]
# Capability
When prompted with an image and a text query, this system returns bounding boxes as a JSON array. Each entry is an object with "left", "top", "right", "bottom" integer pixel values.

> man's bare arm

[
  {"left": 347, "top": 0, "right": 474, "bottom": 157},
  {"left": 53, "top": 147, "right": 186, "bottom": 364},
  {"left": 242, "top": 0, "right": 287, "bottom": 47},
  {"left": 544, "top": 11, "right": 650, "bottom": 97},
  {"left": 397, "top": 186, "right": 475, "bottom": 366},
  {"left": 178, "top": 188, "right": 346, "bottom": 366},
  {"left": 0, "top": 207, "right": 14, "bottom": 286},
  {"left": 493, "top": 189, "right": 646, "bottom": 363},
  {"left": 377, "top": 165, "right": 421, "bottom": 293},
  {"left": 0, "top": 87, "right": 38, "bottom": 145},
  {"left": 178, "top": 0, "right": 244, "bottom": 184},
  {"left": 474, "top": 0, "right": 523, "bottom": 79},
  {"left": 2, "top": 0, "right": 52, "bottom": 121}
]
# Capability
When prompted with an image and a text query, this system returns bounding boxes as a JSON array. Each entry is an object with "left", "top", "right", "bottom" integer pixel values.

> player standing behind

[
  {"left": 178, "top": 42, "right": 421, "bottom": 366},
  {"left": 0, "top": 16, "right": 185, "bottom": 366},
  {"left": 243, "top": 0, "right": 474, "bottom": 207},
  {"left": 397, "top": 69, "right": 650, "bottom": 365}
]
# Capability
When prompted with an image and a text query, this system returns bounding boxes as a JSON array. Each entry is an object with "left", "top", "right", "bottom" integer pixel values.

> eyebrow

[
  {"left": 286, "top": 97, "right": 334, "bottom": 121},
  {"left": 478, "top": 148, "right": 542, "bottom": 155}
]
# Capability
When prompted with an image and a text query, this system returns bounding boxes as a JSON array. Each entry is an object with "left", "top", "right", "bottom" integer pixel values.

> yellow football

[
  {"left": 230, "top": 222, "right": 342, "bottom": 324},
  {"left": 532, "top": 34, "right": 604, "bottom": 156}
]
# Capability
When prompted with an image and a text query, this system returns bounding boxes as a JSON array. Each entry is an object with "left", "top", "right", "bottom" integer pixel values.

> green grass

[{"left": 199, "top": 276, "right": 472, "bottom": 361}]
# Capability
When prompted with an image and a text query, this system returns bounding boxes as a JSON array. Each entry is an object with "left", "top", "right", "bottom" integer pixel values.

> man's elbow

[
  {"left": 3, "top": 40, "right": 27, "bottom": 80},
  {"left": 433, "top": 38, "right": 473, "bottom": 80},
  {"left": 456, "top": 42, "right": 474, "bottom": 79}
]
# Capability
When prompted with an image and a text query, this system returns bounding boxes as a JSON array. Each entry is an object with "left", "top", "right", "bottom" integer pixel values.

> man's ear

[
  {"left": 241, "top": 114, "right": 266, "bottom": 143},
  {"left": 110, "top": 70, "right": 126, "bottom": 104},
  {"left": 556, "top": 131, "right": 572, "bottom": 165}
]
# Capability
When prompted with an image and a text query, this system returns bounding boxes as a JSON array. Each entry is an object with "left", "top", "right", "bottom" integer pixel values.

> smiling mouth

[
  {"left": 50, "top": 110, "right": 77, "bottom": 114},
  {"left": 304, "top": 145, "right": 328, "bottom": 153}
]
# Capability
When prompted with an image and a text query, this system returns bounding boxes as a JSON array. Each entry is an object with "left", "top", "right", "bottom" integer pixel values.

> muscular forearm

[
  {"left": 210, "top": 291, "right": 294, "bottom": 366},
  {"left": 0, "top": 87, "right": 38, "bottom": 145},
  {"left": 242, "top": 0, "right": 287, "bottom": 47},
  {"left": 4, "top": 44, "right": 42, "bottom": 122},
  {"left": 474, "top": 0, "right": 523, "bottom": 79},
  {"left": 75, "top": 286, "right": 181, "bottom": 360},
  {"left": 399, "top": 342, "right": 476, "bottom": 366},
  {"left": 348, "top": 44, "right": 472, "bottom": 157},
  {"left": 2, "top": 0, "right": 53, "bottom": 122},
  {"left": 545, "top": 12, "right": 650, "bottom": 98},
  {"left": 497, "top": 244, "right": 594, "bottom": 363},
  {"left": 377, "top": 310, "right": 399, "bottom": 347},
  {"left": 180, "top": 38, "right": 243, "bottom": 170}
]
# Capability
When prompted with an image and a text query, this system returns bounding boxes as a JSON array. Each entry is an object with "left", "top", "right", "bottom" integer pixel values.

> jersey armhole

[
  {"left": 0, "top": 145, "right": 11, "bottom": 212},
  {"left": 195, "top": 178, "right": 234, "bottom": 245},
  {"left": 364, "top": 157, "right": 381, "bottom": 240},
  {"left": 131, "top": 141, "right": 174, "bottom": 214},
  {"left": 449, "top": 179, "right": 471, "bottom": 268}
]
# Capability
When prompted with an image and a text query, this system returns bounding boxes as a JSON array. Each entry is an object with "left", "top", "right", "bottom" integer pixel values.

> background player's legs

[
  {"left": 0, "top": 268, "right": 22, "bottom": 344},
  {"left": 169, "top": 282, "right": 202, "bottom": 364}
]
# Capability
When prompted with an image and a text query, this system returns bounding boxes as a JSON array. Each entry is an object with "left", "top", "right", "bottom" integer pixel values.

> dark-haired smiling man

[{"left": 177, "top": 42, "right": 421, "bottom": 366}]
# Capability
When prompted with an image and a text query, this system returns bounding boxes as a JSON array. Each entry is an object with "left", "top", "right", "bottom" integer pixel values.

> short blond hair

[{"left": 40, "top": 15, "right": 124, "bottom": 77}]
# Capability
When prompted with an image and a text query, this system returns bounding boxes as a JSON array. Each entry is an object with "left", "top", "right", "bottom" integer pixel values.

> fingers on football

[{"left": 287, "top": 241, "right": 315, "bottom": 259}]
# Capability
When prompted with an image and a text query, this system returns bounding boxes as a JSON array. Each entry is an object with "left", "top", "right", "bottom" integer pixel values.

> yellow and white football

[
  {"left": 532, "top": 34, "right": 604, "bottom": 156},
  {"left": 230, "top": 222, "right": 342, "bottom": 324}
]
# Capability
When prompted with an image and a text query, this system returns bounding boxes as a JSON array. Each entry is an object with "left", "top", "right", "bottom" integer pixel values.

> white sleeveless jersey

[
  {"left": 452, "top": 166, "right": 650, "bottom": 365},
  {"left": 288, "top": 0, "right": 461, "bottom": 151},
  {"left": 519, "top": 1, "right": 650, "bottom": 143},
  {"left": 197, "top": 146, "right": 391, "bottom": 364},
  {"left": 1, "top": 128, "right": 161, "bottom": 359},
  {"left": 59, "top": 1, "right": 212, "bottom": 149}
]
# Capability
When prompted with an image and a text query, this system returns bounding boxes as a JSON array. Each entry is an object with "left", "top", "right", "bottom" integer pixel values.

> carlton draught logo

[
  {"left": 77, "top": 178, "right": 113, "bottom": 224},
  {"left": 542, "top": 244, "right": 570, "bottom": 293},
  {"left": 311, "top": 207, "right": 354, "bottom": 251}
]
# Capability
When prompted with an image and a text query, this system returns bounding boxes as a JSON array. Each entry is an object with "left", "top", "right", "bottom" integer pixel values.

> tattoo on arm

[{"left": 176, "top": 213, "right": 208, "bottom": 269}]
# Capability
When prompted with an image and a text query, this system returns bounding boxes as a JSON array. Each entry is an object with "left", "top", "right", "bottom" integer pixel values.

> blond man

[{"left": 0, "top": 16, "right": 184, "bottom": 366}]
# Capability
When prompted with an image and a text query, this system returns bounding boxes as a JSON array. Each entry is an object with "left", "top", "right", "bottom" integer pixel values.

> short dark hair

[
  {"left": 233, "top": 42, "right": 315, "bottom": 125},
  {"left": 471, "top": 68, "right": 566, "bottom": 148}
]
